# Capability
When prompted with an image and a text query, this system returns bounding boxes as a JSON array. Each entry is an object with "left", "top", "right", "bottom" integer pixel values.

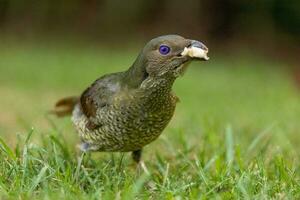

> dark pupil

[{"left": 159, "top": 45, "right": 170, "bottom": 55}]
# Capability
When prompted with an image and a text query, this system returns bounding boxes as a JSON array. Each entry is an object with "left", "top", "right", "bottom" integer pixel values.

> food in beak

[{"left": 181, "top": 46, "right": 209, "bottom": 60}]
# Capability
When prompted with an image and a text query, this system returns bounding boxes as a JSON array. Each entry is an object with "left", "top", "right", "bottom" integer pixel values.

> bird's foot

[
  {"left": 132, "top": 149, "right": 150, "bottom": 175},
  {"left": 138, "top": 160, "right": 150, "bottom": 175}
]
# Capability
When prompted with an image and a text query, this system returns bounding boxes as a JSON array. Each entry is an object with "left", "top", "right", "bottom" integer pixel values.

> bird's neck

[
  {"left": 123, "top": 52, "right": 148, "bottom": 88},
  {"left": 123, "top": 52, "right": 176, "bottom": 97}
]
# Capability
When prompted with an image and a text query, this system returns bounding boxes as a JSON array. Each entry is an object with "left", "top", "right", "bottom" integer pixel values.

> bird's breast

[{"left": 75, "top": 88, "right": 178, "bottom": 152}]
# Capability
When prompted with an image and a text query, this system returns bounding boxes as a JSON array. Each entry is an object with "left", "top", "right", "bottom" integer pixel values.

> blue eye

[{"left": 159, "top": 45, "right": 170, "bottom": 55}]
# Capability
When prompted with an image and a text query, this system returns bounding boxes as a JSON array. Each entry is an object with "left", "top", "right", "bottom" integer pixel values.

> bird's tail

[{"left": 50, "top": 96, "right": 79, "bottom": 117}]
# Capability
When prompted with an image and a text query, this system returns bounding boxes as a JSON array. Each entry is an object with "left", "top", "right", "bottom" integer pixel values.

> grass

[{"left": 0, "top": 40, "right": 300, "bottom": 199}]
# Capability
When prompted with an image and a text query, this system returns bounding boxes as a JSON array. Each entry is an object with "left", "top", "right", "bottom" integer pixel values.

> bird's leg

[
  {"left": 132, "top": 149, "right": 150, "bottom": 175},
  {"left": 132, "top": 149, "right": 142, "bottom": 163}
]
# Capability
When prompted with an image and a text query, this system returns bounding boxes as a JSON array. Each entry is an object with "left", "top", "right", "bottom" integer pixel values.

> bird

[{"left": 52, "top": 35, "right": 209, "bottom": 170}]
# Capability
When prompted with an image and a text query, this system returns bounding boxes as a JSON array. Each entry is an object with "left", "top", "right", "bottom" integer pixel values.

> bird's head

[
  {"left": 141, "top": 35, "right": 209, "bottom": 78},
  {"left": 125, "top": 35, "right": 209, "bottom": 87}
]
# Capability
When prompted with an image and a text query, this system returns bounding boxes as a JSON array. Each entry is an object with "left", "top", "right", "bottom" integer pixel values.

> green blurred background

[{"left": 0, "top": 0, "right": 299, "bottom": 148}]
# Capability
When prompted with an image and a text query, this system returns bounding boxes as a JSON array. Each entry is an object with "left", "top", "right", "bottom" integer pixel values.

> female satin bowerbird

[{"left": 53, "top": 35, "right": 209, "bottom": 170}]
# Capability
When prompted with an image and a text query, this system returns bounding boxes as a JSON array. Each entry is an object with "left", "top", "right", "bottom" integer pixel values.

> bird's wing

[{"left": 80, "top": 73, "right": 123, "bottom": 119}]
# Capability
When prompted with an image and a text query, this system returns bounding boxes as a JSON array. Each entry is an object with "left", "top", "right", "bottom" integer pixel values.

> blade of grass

[
  {"left": 25, "top": 128, "right": 34, "bottom": 144},
  {"left": 0, "top": 137, "right": 17, "bottom": 161},
  {"left": 247, "top": 123, "right": 275, "bottom": 154},
  {"left": 226, "top": 124, "right": 234, "bottom": 166},
  {"left": 29, "top": 165, "right": 48, "bottom": 193},
  {"left": 50, "top": 135, "right": 71, "bottom": 160},
  {"left": 74, "top": 152, "right": 85, "bottom": 182}
]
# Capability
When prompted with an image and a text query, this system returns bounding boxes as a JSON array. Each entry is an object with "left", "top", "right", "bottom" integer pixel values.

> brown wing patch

[
  {"left": 80, "top": 88, "right": 97, "bottom": 118},
  {"left": 79, "top": 73, "right": 122, "bottom": 118}
]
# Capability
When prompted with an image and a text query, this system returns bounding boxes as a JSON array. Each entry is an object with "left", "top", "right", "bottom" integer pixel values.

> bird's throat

[{"left": 140, "top": 76, "right": 175, "bottom": 98}]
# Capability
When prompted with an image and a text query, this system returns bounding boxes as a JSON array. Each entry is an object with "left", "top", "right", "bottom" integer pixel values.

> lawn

[{"left": 0, "top": 39, "right": 300, "bottom": 199}]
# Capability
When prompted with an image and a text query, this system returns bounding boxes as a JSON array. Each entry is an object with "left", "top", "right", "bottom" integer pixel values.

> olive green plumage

[{"left": 54, "top": 35, "right": 209, "bottom": 162}]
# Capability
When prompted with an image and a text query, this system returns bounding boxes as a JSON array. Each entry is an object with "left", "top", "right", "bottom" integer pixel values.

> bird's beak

[{"left": 181, "top": 40, "right": 209, "bottom": 61}]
